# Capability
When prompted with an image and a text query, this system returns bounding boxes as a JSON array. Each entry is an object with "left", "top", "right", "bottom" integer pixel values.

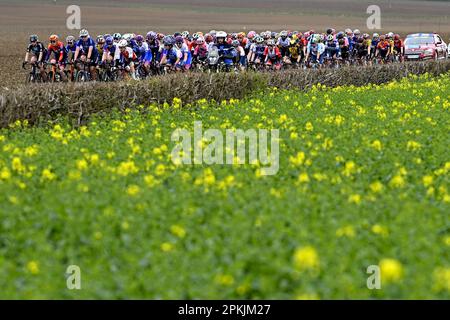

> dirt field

[{"left": 1, "top": 0, "right": 449, "bottom": 87}]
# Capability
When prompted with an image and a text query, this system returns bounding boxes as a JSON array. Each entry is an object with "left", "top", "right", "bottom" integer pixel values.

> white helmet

[
  {"left": 353, "top": 29, "right": 361, "bottom": 35},
  {"left": 79, "top": 29, "right": 89, "bottom": 37},
  {"left": 216, "top": 31, "right": 227, "bottom": 38},
  {"left": 122, "top": 33, "right": 133, "bottom": 42},
  {"left": 118, "top": 39, "right": 128, "bottom": 48}
]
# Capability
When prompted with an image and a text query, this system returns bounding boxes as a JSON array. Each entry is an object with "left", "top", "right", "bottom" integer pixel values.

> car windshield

[{"left": 405, "top": 37, "right": 433, "bottom": 45}]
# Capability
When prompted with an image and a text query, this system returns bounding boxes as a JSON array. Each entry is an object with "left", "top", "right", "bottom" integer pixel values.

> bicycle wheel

[{"left": 76, "top": 71, "right": 88, "bottom": 82}]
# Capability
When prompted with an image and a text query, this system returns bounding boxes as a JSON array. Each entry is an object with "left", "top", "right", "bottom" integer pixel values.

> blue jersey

[
  {"left": 162, "top": 47, "right": 181, "bottom": 64},
  {"left": 66, "top": 44, "right": 77, "bottom": 54},
  {"left": 76, "top": 37, "right": 98, "bottom": 57}
]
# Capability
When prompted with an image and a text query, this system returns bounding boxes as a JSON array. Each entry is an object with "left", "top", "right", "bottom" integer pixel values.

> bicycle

[
  {"left": 23, "top": 61, "right": 44, "bottom": 84},
  {"left": 75, "top": 60, "right": 92, "bottom": 82}
]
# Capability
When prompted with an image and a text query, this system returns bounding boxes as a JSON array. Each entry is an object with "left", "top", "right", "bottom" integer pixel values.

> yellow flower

[
  {"left": 24, "top": 145, "right": 39, "bottom": 157},
  {"left": 41, "top": 168, "right": 56, "bottom": 182},
  {"left": 215, "top": 274, "right": 235, "bottom": 286},
  {"left": 12, "top": 157, "right": 25, "bottom": 173},
  {"left": 144, "top": 174, "right": 158, "bottom": 187},
  {"left": 389, "top": 175, "right": 405, "bottom": 188},
  {"left": 406, "top": 140, "right": 421, "bottom": 151},
  {"left": 380, "top": 258, "right": 403, "bottom": 283},
  {"left": 155, "top": 164, "right": 166, "bottom": 176},
  {"left": 422, "top": 175, "right": 434, "bottom": 187},
  {"left": 76, "top": 159, "right": 89, "bottom": 171},
  {"left": 170, "top": 225, "right": 186, "bottom": 238},
  {"left": 0, "top": 167, "right": 11, "bottom": 180},
  {"left": 433, "top": 267, "right": 450, "bottom": 292},
  {"left": 372, "top": 224, "right": 389, "bottom": 237},
  {"left": 370, "top": 140, "right": 382, "bottom": 151},
  {"left": 370, "top": 181, "right": 384, "bottom": 193},
  {"left": 126, "top": 185, "right": 140, "bottom": 197},
  {"left": 26, "top": 261, "right": 40, "bottom": 275},
  {"left": 342, "top": 161, "right": 357, "bottom": 177},
  {"left": 293, "top": 246, "right": 319, "bottom": 271},
  {"left": 160, "top": 242, "right": 174, "bottom": 252},
  {"left": 289, "top": 152, "right": 305, "bottom": 167},
  {"left": 298, "top": 172, "right": 310, "bottom": 184},
  {"left": 348, "top": 194, "right": 361, "bottom": 204},
  {"left": 305, "top": 122, "right": 314, "bottom": 131},
  {"left": 117, "top": 160, "right": 139, "bottom": 176},
  {"left": 336, "top": 225, "right": 356, "bottom": 238}
]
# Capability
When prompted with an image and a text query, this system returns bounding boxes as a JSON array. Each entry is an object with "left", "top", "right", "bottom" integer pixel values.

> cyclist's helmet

[
  {"left": 326, "top": 28, "right": 333, "bottom": 35},
  {"left": 326, "top": 34, "right": 334, "bottom": 42},
  {"left": 345, "top": 28, "right": 353, "bottom": 35},
  {"left": 353, "top": 29, "right": 361, "bottom": 36},
  {"left": 337, "top": 32, "right": 345, "bottom": 39},
  {"left": 66, "top": 35, "right": 75, "bottom": 44},
  {"left": 373, "top": 33, "right": 380, "bottom": 39},
  {"left": 196, "top": 36, "right": 205, "bottom": 45},
  {"left": 175, "top": 35, "right": 184, "bottom": 44},
  {"left": 394, "top": 34, "right": 400, "bottom": 40},
  {"left": 255, "top": 36, "right": 264, "bottom": 44},
  {"left": 363, "top": 33, "right": 370, "bottom": 39},
  {"left": 146, "top": 31, "right": 157, "bottom": 41},
  {"left": 157, "top": 33, "right": 165, "bottom": 40},
  {"left": 247, "top": 31, "right": 256, "bottom": 40},
  {"left": 280, "top": 30, "right": 288, "bottom": 38},
  {"left": 231, "top": 33, "right": 238, "bottom": 40},
  {"left": 216, "top": 31, "right": 227, "bottom": 39},
  {"left": 30, "top": 34, "right": 39, "bottom": 42},
  {"left": 380, "top": 35, "right": 386, "bottom": 41},
  {"left": 192, "top": 33, "right": 200, "bottom": 40},
  {"left": 267, "top": 39, "right": 276, "bottom": 46},
  {"left": 181, "top": 31, "right": 189, "bottom": 38},
  {"left": 238, "top": 32, "right": 245, "bottom": 39},
  {"left": 163, "top": 35, "right": 175, "bottom": 46},
  {"left": 231, "top": 39, "right": 240, "bottom": 47},
  {"left": 105, "top": 36, "right": 114, "bottom": 45},
  {"left": 79, "top": 29, "right": 89, "bottom": 37},
  {"left": 205, "top": 34, "right": 213, "bottom": 43},
  {"left": 118, "top": 40, "right": 128, "bottom": 48},
  {"left": 135, "top": 34, "right": 144, "bottom": 43},
  {"left": 262, "top": 32, "right": 270, "bottom": 40},
  {"left": 49, "top": 34, "right": 59, "bottom": 42},
  {"left": 113, "top": 33, "right": 122, "bottom": 41},
  {"left": 97, "top": 35, "right": 105, "bottom": 44},
  {"left": 387, "top": 32, "right": 394, "bottom": 38}
]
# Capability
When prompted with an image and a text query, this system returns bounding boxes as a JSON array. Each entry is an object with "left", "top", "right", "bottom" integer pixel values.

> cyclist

[
  {"left": 174, "top": 35, "right": 192, "bottom": 71},
  {"left": 370, "top": 33, "right": 380, "bottom": 60},
  {"left": 117, "top": 39, "right": 138, "bottom": 80},
  {"left": 102, "top": 36, "right": 120, "bottom": 65},
  {"left": 392, "top": 34, "right": 404, "bottom": 62},
  {"left": 231, "top": 39, "right": 246, "bottom": 71},
  {"left": 192, "top": 36, "right": 209, "bottom": 65},
  {"left": 288, "top": 36, "right": 302, "bottom": 66},
  {"left": 325, "top": 34, "right": 340, "bottom": 64},
  {"left": 65, "top": 36, "right": 77, "bottom": 80},
  {"left": 265, "top": 39, "right": 282, "bottom": 70},
  {"left": 212, "top": 31, "right": 234, "bottom": 71},
  {"left": 160, "top": 36, "right": 182, "bottom": 71},
  {"left": 375, "top": 35, "right": 391, "bottom": 63},
  {"left": 96, "top": 35, "right": 105, "bottom": 60},
  {"left": 73, "top": 29, "right": 98, "bottom": 80},
  {"left": 45, "top": 34, "right": 68, "bottom": 82},
  {"left": 305, "top": 34, "right": 325, "bottom": 67},
  {"left": 277, "top": 30, "right": 291, "bottom": 58},
  {"left": 23, "top": 34, "right": 47, "bottom": 80}
]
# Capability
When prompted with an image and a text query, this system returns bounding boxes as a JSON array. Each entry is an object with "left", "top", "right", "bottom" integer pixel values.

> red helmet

[{"left": 394, "top": 34, "right": 400, "bottom": 40}]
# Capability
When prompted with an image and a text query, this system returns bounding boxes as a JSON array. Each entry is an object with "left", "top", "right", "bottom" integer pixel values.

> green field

[{"left": 0, "top": 73, "right": 449, "bottom": 299}]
